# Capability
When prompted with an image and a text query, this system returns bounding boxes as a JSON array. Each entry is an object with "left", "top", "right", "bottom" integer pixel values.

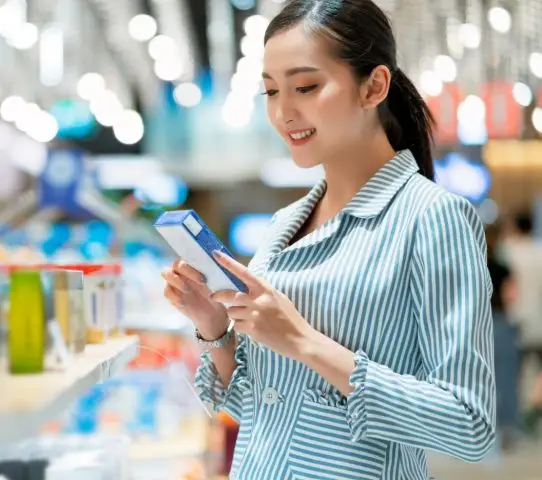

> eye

[
  {"left": 296, "top": 84, "right": 318, "bottom": 94},
  {"left": 261, "top": 89, "right": 278, "bottom": 97}
]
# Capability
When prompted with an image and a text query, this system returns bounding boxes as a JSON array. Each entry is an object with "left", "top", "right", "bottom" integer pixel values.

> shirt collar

[{"left": 303, "top": 149, "right": 420, "bottom": 220}]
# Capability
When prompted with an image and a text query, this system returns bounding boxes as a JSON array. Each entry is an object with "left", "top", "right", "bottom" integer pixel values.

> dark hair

[
  {"left": 264, "top": 0, "right": 435, "bottom": 180},
  {"left": 514, "top": 212, "right": 533, "bottom": 235}
]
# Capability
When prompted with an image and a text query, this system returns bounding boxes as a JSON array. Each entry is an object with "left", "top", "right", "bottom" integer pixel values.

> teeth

[{"left": 290, "top": 129, "right": 315, "bottom": 140}]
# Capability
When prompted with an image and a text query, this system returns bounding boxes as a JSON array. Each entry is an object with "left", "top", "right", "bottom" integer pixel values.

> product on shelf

[
  {"left": 3, "top": 266, "right": 88, "bottom": 373},
  {"left": 56, "top": 264, "right": 123, "bottom": 344},
  {"left": 37, "top": 263, "right": 123, "bottom": 344},
  {"left": 8, "top": 268, "right": 46, "bottom": 374},
  {"left": 51, "top": 270, "right": 85, "bottom": 355}
]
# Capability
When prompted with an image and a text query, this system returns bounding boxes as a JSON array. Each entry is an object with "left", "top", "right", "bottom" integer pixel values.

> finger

[
  {"left": 164, "top": 284, "right": 185, "bottom": 307},
  {"left": 225, "top": 306, "right": 252, "bottom": 321},
  {"left": 173, "top": 259, "right": 207, "bottom": 285},
  {"left": 161, "top": 269, "right": 193, "bottom": 293},
  {"left": 212, "top": 251, "right": 264, "bottom": 291},
  {"left": 211, "top": 290, "right": 252, "bottom": 306}
]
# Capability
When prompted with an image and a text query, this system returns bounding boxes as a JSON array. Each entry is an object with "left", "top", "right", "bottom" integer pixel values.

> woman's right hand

[{"left": 162, "top": 259, "right": 230, "bottom": 340}]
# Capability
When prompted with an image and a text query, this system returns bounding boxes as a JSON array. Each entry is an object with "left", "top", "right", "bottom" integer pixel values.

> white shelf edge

[{"left": 0, "top": 336, "right": 139, "bottom": 444}]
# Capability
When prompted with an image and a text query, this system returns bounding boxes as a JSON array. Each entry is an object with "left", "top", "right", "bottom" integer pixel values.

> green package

[{"left": 8, "top": 270, "right": 46, "bottom": 374}]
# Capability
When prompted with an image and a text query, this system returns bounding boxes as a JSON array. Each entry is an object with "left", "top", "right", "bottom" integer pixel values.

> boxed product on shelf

[{"left": 41, "top": 263, "right": 124, "bottom": 344}]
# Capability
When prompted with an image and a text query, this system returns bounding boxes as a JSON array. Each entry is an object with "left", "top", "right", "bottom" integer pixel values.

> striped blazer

[{"left": 196, "top": 149, "right": 496, "bottom": 479}]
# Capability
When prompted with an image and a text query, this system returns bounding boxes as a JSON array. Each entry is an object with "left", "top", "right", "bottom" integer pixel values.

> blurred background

[{"left": 0, "top": 0, "right": 541, "bottom": 478}]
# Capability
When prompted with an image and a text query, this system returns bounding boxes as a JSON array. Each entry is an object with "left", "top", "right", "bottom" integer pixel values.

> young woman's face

[{"left": 263, "top": 25, "right": 370, "bottom": 168}]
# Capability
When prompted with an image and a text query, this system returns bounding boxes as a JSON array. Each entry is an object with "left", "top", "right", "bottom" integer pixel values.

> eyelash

[{"left": 261, "top": 84, "right": 318, "bottom": 97}]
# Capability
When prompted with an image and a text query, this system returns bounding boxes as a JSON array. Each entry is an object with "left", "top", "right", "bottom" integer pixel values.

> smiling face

[{"left": 262, "top": 25, "right": 373, "bottom": 169}]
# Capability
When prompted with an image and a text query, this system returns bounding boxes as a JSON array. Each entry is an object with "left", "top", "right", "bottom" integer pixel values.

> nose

[{"left": 275, "top": 95, "right": 296, "bottom": 126}]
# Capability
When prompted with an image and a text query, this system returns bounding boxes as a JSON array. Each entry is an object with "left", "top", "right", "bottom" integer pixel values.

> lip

[{"left": 285, "top": 128, "right": 317, "bottom": 147}]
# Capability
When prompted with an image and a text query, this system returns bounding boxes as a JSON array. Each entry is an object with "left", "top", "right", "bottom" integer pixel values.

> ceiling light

[
  {"left": 27, "top": 111, "right": 59, "bottom": 143},
  {"left": 240, "top": 35, "right": 264, "bottom": 59},
  {"left": 433, "top": 55, "right": 457, "bottom": 82},
  {"left": 154, "top": 60, "right": 184, "bottom": 81},
  {"left": 244, "top": 15, "right": 269, "bottom": 39},
  {"left": 222, "top": 96, "right": 253, "bottom": 128},
  {"left": 128, "top": 14, "right": 157, "bottom": 42},
  {"left": 0, "top": 0, "right": 25, "bottom": 41},
  {"left": 533, "top": 107, "right": 542, "bottom": 133},
  {"left": 7, "top": 22, "right": 38, "bottom": 50},
  {"left": 459, "top": 23, "right": 481, "bottom": 49},
  {"left": 419, "top": 70, "right": 443, "bottom": 96},
  {"left": 237, "top": 56, "right": 263, "bottom": 80},
  {"left": 148, "top": 35, "right": 177, "bottom": 61},
  {"left": 113, "top": 110, "right": 144, "bottom": 145},
  {"left": 458, "top": 95, "right": 486, "bottom": 123},
  {"left": 173, "top": 83, "right": 202, "bottom": 108},
  {"left": 512, "top": 82, "right": 532, "bottom": 107},
  {"left": 0, "top": 95, "right": 26, "bottom": 122},
  {"left": 529, "top": 52, "right": 542, "bottom": 78},
  {"left": 77, "top": 73, "right": 106, "bottom": 101},
  {"left": 15, "top": 102, "right": 41, "bottom": 133},
  {"left": 230, "top": 73, "right": 260, "bottom": 96},
  {"left": 488, "top": 7, "right": 511, "bottom": 34},
  {"left": 90, "top": 90, "right": 124, "bottom": 127}
]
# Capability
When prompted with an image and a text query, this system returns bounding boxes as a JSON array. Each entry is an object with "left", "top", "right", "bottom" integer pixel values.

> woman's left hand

[{"left": 210, "top": 250, "right": 312, "bottom": 359}]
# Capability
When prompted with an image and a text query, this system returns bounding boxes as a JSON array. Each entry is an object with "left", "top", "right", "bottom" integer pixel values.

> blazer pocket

[{"left": 288, "top": 394, "right": 388, "bottom": 480}]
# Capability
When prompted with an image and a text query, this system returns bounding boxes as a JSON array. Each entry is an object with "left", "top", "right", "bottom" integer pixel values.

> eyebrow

[{"left": 262, "top": 66, "right": 321, "bottom": 80}]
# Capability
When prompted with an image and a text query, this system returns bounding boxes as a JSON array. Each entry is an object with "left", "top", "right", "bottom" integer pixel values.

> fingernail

[{"left": 212, "top": 250, "right": 223, "bottom": 258}]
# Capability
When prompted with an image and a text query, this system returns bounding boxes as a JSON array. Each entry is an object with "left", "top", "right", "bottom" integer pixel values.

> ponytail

[{"left": 380, "top": 68, "right": 436, "bottom": 181}]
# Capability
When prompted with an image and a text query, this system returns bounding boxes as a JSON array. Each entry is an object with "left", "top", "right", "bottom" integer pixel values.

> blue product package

[{"left": 154, "top": 210, "right": 248, "bottom": 293}]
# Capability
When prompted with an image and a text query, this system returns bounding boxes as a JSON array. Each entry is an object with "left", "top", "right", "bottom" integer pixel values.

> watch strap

[{"left": 195, "top": 320, "right": 235, "bottom": 349}]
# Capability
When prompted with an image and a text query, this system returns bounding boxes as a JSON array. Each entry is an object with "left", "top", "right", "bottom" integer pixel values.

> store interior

[{"left": 1, "top": 0, "right": 542, "bottom": 478}]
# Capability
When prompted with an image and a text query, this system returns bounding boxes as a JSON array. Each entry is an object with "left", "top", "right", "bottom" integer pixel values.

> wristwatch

[{"left": 195, "top": 320, "right": 235, "bottom": 349}]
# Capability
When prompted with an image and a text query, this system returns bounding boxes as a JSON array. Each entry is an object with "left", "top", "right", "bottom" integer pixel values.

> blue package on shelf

[{"left": 154, "top": 210, "right": 248, "bottom": 293}]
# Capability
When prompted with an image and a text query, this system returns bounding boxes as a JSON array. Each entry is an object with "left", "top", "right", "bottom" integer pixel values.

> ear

[{"left": 358, "top": 65, "right": 392, "bottom": 109}]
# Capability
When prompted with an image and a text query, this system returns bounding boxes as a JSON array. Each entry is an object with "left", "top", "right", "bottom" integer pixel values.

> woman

[{"left": 162, "top": 1, "right": 496, "bottom": 478}]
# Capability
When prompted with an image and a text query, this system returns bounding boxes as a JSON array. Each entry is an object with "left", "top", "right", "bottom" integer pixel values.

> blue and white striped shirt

[{"left": 196, "top": 150, "right": 496, "bottom": 479}]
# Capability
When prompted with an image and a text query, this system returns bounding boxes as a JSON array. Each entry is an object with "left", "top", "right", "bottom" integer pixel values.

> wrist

[
  {"left": 197, "top": 314, "right": 230, "bottom": 341},
  {"left": 291, "top": 326, "right": 321, "bottom": 363}
]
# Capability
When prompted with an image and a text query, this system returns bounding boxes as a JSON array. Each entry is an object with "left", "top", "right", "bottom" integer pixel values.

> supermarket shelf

[
  {"left": 129, "top": 415, "right": 210, "bottom": 461},
  {"left": 0, "top": 336, "right": 139, "bottom": 444}
]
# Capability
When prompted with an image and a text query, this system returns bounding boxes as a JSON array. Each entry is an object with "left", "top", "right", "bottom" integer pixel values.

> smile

[
  {"left": 288, "top": 128, "right": 316, "bottom": 146},
  {"left": 289, "top": 128, "right": 316, "bottom": 140}
]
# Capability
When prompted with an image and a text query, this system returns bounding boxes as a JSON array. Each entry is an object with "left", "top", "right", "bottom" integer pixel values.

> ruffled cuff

[
  {"left": 194, "top": 333, "right": 250, "bottom": 412},
  {"left": 346, "top": 350, "right": 369, "bottom": 442}
]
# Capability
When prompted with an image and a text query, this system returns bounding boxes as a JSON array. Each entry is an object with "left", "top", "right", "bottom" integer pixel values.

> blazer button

[{"left": 263, "top": 387, "right": 279, "bottom": 405}]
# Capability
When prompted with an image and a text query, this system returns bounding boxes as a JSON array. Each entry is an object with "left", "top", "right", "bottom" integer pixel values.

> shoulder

[
  {"left": 404, "top": 175, "right": 487, "bottom": 264},
  {"left": 403, "top": 174, "right": 484, "bottom": 235}
]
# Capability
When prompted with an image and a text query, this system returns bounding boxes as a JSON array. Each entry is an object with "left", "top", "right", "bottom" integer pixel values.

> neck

[{"left": 320, "top": 128, "right": 396, "bottom": 217}]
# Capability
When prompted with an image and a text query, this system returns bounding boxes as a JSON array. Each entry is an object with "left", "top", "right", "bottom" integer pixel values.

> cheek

[{"left": 315, "top": 86, "right": 364, "bottom": 134}]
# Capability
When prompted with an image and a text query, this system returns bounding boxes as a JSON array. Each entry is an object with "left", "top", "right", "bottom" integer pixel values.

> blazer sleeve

[{"left": 345, "top": 194, "right": 496, "bottom": 462}]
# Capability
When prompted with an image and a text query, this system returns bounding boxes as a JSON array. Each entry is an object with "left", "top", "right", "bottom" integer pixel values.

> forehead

[{"left": 263, "top": 24, "right": 340, "bottom": 76}]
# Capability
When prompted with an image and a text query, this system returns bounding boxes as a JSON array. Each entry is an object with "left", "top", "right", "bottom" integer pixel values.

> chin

[{"left": 290, "top": 153, "right": 322, "bottom": 169}]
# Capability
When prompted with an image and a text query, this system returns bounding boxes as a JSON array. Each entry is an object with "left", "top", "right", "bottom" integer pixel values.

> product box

[
  {"left": 56, "top": 264, "right": 123, "bottom": 344},
  {"left": 154, "top": 210, "right": 248, "bottom": 294}
]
